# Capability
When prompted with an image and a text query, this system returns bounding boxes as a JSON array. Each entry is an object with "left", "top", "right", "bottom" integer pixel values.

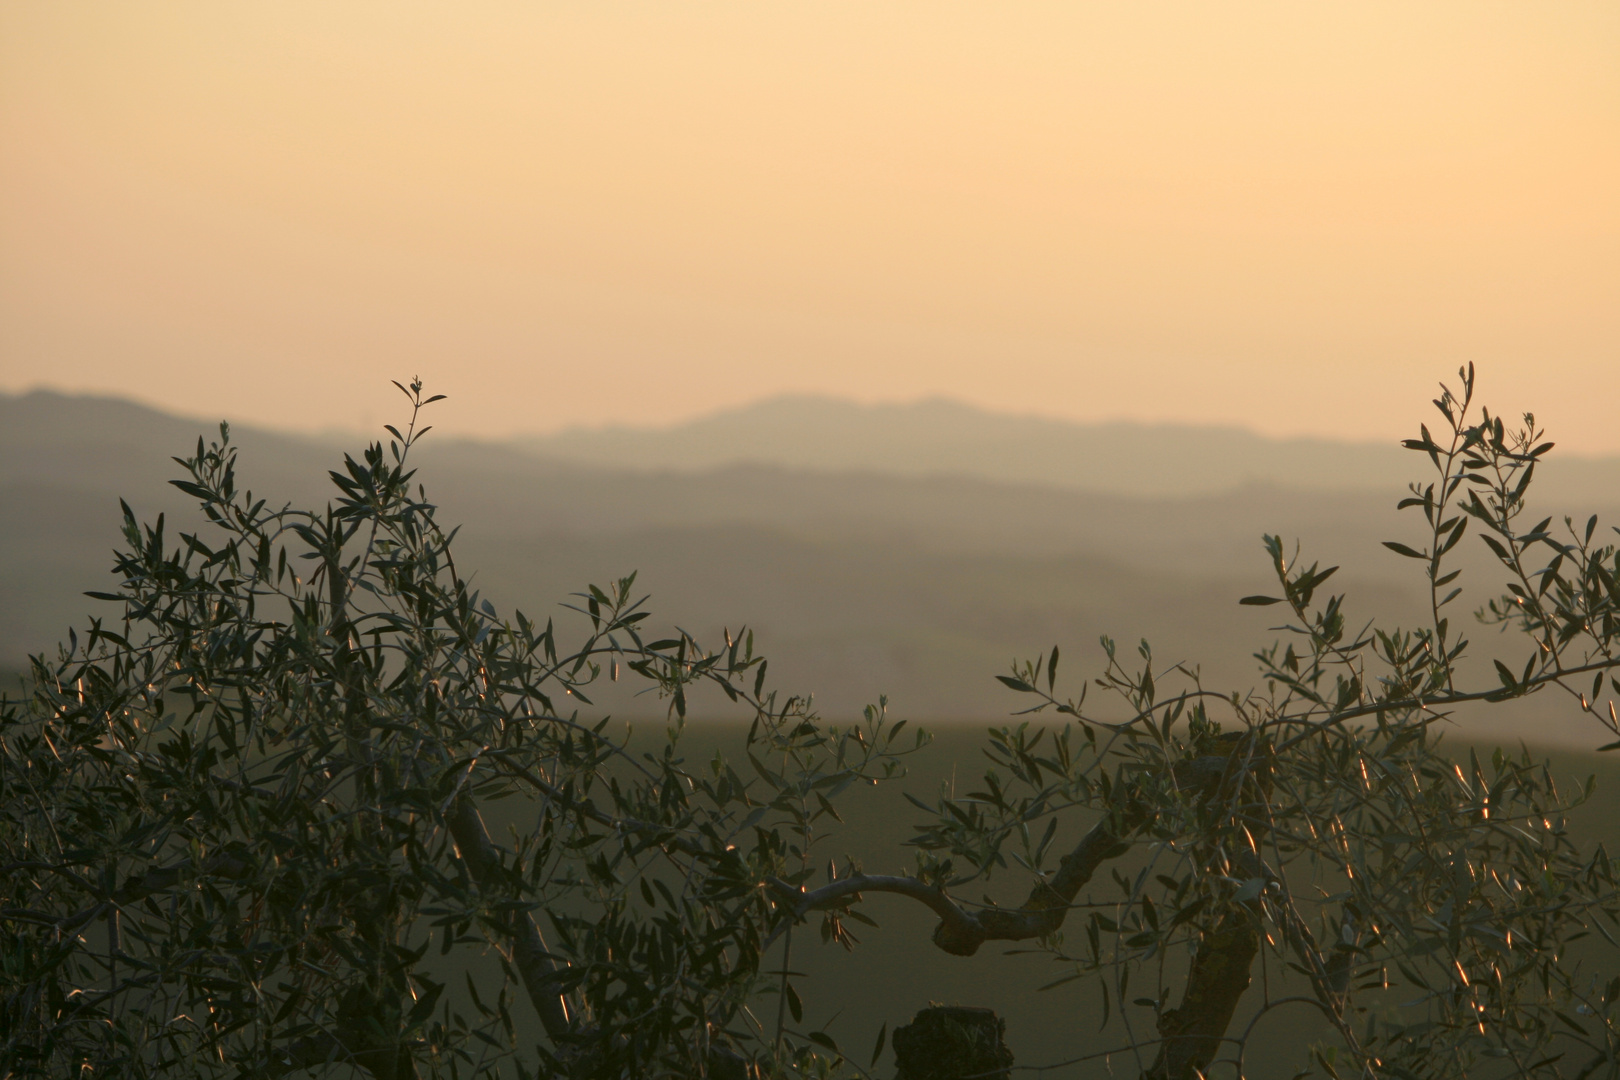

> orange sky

[{"left": 2, "top": 2, "right": 1616, "bottom": 451}]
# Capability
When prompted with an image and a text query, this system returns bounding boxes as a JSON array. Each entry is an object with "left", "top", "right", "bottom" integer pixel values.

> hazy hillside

[
  {"left": 520, "top": 393, "right": 1620, "bottom": 501},
  {"left": 5, "top": 389, "right": 1615, "bottom": 737}
]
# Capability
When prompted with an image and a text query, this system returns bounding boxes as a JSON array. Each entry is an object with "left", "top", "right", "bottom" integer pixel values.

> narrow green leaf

[{"left": 786, "top": 982, "right": 803, "bottom": 1023}]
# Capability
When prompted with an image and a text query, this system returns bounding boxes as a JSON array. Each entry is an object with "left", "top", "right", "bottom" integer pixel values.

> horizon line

[{"left": 7, "top": 382, "right": 1619, "bottom": 464}]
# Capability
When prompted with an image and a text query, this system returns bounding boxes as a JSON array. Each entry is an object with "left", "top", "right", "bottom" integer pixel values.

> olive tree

[
  {"left": 777, "top": 366, "right": 1620, "bottom": 1078},
  {"left": 0, "top": 380, "right": 917, "bottom": 1079},
  {"left": 7, "top": 367, "right": 1620, "bottom": 1080}
]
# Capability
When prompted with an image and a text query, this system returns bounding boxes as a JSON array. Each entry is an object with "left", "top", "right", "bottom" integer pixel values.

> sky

[{"left": 2, "top": 2, "right": 1617, "bottom": 451}]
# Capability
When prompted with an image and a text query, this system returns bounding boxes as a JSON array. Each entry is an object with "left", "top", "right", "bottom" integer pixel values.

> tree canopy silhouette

[{"left": 5, "top": 368, "right": 1620, "bottom": 1079}]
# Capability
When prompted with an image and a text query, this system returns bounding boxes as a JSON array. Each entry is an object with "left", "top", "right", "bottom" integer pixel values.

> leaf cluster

[
  {"left": 884, "top": 367, "right": 1620, "bottom": 1078},
  {"left": 0, "top": 381, "right": 920, "bottom": 1080}
]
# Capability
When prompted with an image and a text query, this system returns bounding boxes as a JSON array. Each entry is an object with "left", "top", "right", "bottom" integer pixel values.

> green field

[{"left": 7, "top": 673, "right": 1617, "bottom": 1076}]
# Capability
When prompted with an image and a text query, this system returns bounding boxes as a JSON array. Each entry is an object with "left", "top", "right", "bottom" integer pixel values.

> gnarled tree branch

[
  {"left": 447, "top": 794, "right": 576, "bottom": 1043},
  {"left": 771, "top": 752, "right": 1252, "bottom": 956},
  {"left": 771, "top": 816, "right": 1128, "bottom": 957},
  {"left": 1143, "top": 904, "right": 1259, "bottom": 1080}
]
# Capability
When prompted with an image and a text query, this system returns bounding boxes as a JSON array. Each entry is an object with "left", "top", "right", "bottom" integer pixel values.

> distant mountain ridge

[
  {"left": 520, "top": 394, "right": 1620, "bottom": 500},
  {"left": 10, "top": 387, "right": 1615, "bottom": 502},
  {"left": 3, "top": 389, "right": 1616, "bottom": 737}
]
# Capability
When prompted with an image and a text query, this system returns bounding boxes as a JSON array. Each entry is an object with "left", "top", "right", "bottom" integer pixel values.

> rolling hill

[
  {"left": 519, "top": 393, "right": 1620, "bottom": 502},
  {"left": 4, "top": 388, "right": 1614, "bottom": 738}
]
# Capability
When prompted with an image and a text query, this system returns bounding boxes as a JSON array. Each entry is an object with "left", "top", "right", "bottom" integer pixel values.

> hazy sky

[{"left": 2, "top": 2, "right": 1617, "bottom": 450}]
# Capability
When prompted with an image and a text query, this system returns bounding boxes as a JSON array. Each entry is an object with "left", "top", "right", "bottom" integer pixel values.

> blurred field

[{"left": 5, "top": 692, "right": 1615, "bottom": 1074}]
